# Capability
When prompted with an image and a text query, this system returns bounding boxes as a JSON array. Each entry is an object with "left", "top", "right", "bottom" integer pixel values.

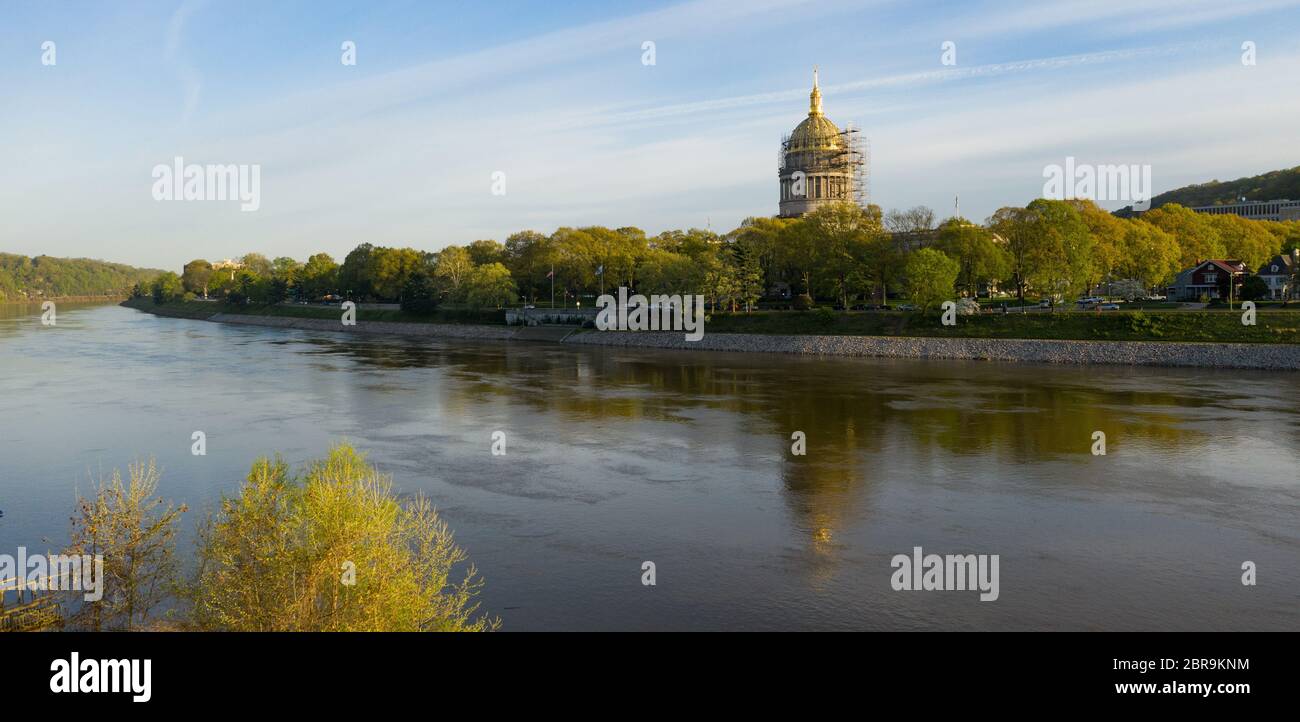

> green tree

[
  {"left": 189, "top": 445, "right": 498, "bottom": 632},
  {"left": 299, "top": 252, "right": 339, "bottom": 299},
  {"left": 1240, "top": 275, "right": 1269, "bottom": 301},
  {"left": 239, "top": 253, "right": 273, "bottom": 278},
  {"left": 636, "top": 248, "right": 702, "bottom": 295},
  {"left": 1211, "top": 214, "right": 1279, "bottom": 269},
  {"left": 1116, "top": 220, "right": 1181, "bottom": 293},
  {"left": 434, "top": 246, "right": 474, "bottom": 301},
  {"left": 368, "top": 247, "right": 422, "bottom": 301},
  {"left": 935, "top": 218, "right": 1010, "bottom": 297},
  {"left": 502, "top": 230, "right": 554, "bottom": 305},
  {"left": 904, "top": 247, "right": 959, "bottom": 312},
  {"left": 400, "top": 270, "right": 439, "bottom": 313},
  {"left": 151, "top": 272, "right": 183, "bottom": 304},
  {"left": 466, "top": 239, "right": 504, "bottom": 266},
  {"left": 801, "top": 202, "right": 880, "bottom": 308},
  {"left": 271, "top": 257, "right": 303, "bottom": 287},
  {"left": 64, "top": 459, "right": 187, "bottom": 631},
  {"left": 338, "top": 243, "right": 376, "bottom": 299},
  {"left": 1069, "top": 199, "right": 1127, "bottom": 292},
  {"left": 181, "top": 259, "right": 214, "bottom": 298},
  {"left": 464, "top": 262, "right": 517, "bottom": 309},
  {"left": 1144, "top": 204, "right": 1225, "bottom": 267}
]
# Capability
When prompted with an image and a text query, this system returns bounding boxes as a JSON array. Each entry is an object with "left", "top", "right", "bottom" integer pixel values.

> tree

[
  {"left": 1211, "top": 214, "right": 1279, "bottom": 270},
  {"left": 338, "top": 243, "right": 376, "bottom": 299},
  {"left": 271, "top": 257, "right": 303, "bottom": 286},
  {"left": 299, "top": 252, "right": 339, "bottom": 299},
  {"left": 239, "top": 253, "right": 273, "bottom": 278},
  {"left": 400, "top": 270, "right": 439, "bottom": 313},
  {"left": 434, "top": 246, "right": 474, "bottom": 300},
  {"left": 729, "top": 216, "right": 793, "bottom": 296},
  {"left": 1069, "top": 199, "right": 1126, "bottom": 292},
  {"left": 190, "top": 445, "right": 498, "bottom": 631},
  {"left": 1240, "top": 275, "right": 1269, "bottom": 301},
  {"left": 1021, "top": 199, "right": 1094, "bottom": 300},
  {"left": 1116, "top": 220, "right": 1181, "bottom": 293},
  {"left": 267, "top": 277, "right": 290, "bottom": 304},
  {"left": 935, "top": 218, "right": 1010, "bottom": 297},
  {"left": 181, "top": 259, "right": 213, "bottom": 298},
  {"left": 464, "top": 262, "right": 517, "bottom": 309},
  {"left": 151, "top": 272, "right": 183, "bottom": 304},
  {"left": 636, "top": 248, "right": 702, "bottom": 295},
  {"left": 904, "top": 247, "right": 959, "bottom": 312},
  {"left": 63, "top": 459, "right": 187, "bottom": 631},
  {"left": 801, "top": 202, "right": 880, "bottom": 308},
  {"left": 502, "top": 231, "right": 553, "bottom": 304},
  {"left": 885, "top": 206, "right": 937, "bottom": 234},
  {"left": 988, "top": 206, "right": 1032, "bottom": 301},
  {"left": 368, "top": 246, "right": 423, "bottom": 301},
  {"left": 1144, "top": 204, "right": 1225, "bottom": 268},
  {"left": 466, "top": 239, "right": 504, "bottom": 266}
]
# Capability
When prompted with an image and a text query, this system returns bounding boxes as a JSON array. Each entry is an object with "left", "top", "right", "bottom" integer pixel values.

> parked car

[{"left": 1098, "top": 303, "right": 1121, "bottom": 310}]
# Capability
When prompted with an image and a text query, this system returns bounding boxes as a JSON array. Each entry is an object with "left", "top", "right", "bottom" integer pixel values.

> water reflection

[{"left": 2, "top": 303, "right": 1297, "bottom": 630}]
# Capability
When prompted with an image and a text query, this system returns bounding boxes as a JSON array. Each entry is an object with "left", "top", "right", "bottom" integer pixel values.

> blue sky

[{"left": 1, "top": 0, "right": 1298, "bottom": 269}]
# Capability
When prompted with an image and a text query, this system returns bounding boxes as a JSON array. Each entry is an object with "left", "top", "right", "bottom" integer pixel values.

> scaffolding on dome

[{"left": 837, "top": 123, "right": 869, "bottom": 207}]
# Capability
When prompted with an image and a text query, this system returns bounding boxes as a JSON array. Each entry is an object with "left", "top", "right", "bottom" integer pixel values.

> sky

[{"left": 1, "top": 0, "right": 1299, "bottom": 270}]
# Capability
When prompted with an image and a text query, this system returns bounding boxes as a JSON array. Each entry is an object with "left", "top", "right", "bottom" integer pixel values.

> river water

[{"left": 1, "top": 302, "right": 1296, "bottom": 630}]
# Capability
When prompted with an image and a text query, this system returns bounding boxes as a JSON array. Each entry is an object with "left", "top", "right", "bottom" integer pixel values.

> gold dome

[{"left": 786, "top": 68, "right": 842, "bottom": 151}]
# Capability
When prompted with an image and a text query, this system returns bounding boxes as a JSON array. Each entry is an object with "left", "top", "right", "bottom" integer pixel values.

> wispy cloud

[{"left": 165, "top": 0, "right": 206, "bottom": 122}]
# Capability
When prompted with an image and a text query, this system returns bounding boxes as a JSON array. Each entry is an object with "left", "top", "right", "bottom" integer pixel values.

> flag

[
  {"left": 546, "top": 269, "right": 554, "bottom": 279},
  {"left": 597, "top": 265, "right": 604, "bottom": 275}
]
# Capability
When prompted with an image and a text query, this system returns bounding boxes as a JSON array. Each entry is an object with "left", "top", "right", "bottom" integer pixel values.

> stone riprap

[
  {"left": 133, "top": 305, "right": 1300, "bottom": 370},
  {"left": 561, "top": 329, "right": 1300, "bottom": 370}
]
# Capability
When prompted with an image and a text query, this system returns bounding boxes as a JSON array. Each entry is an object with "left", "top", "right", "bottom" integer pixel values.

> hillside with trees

[
  {"left": 1149, "top": 166, "right": 1300, "bottom": 209},
  {"left": 154, "top": 197, "right": 1300, "bottom": 314},
  {"left": 0, "top": 253, "right": 163, "bottom": 302}
]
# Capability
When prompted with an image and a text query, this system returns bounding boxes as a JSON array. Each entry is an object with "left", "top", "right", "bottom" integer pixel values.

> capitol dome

[
  {"left": 778, "top": 69, "right": 862, "bottom": 218},
  {"left": 786, "top": 80, "right": 842, "bottom": 152}
]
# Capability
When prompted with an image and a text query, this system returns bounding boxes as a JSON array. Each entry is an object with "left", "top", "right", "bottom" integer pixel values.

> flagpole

[{"left": 550, "top": 264, "right": 555, "bottom": 309}]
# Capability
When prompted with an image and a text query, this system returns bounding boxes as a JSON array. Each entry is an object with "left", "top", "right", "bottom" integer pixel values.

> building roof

[
  {"left": 1195, "top": 259, "right": 1248, "bottom": 274},
  {"left": 1256, "top": 254, "right": 1295, "bottom": 276}
]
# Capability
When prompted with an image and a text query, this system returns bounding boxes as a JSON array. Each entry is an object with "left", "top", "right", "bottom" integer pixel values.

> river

[{"left": 1, "top": 302, "right": 1296, "bottom": 630}]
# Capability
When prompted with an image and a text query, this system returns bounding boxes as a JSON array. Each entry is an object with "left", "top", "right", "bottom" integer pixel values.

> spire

[{"left": 810, "top": 66, "right": 823, "bottom": 115}]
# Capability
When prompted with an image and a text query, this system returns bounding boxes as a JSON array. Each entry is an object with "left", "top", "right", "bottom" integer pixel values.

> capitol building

[{"left": 777, "top": 69, "right": 865, "bottom": 218}]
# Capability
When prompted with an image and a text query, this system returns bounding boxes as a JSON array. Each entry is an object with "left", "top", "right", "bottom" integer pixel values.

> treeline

[
  {"left": 0, "top": 253, "right": 162, "bottom": 302},
  {"left": 53, "top": 444, "right": 497, "bottom": 632},
  {"left": 1149, "top": 165, "right": 1300, "bottom": 209},
  {"left": 153, "top": 198, "right": 1300, "bottom": 312}
]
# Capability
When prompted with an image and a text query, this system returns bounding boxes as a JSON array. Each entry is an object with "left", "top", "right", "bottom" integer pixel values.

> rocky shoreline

[
  {"left": 564, "top": 329, "right": 1300, "bottom": 370},
  {"left": 126, "top": 304, "right": 1300, "bottom": 370}
]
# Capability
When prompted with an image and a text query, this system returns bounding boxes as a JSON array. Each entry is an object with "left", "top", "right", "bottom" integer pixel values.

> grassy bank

[
  {"left": 705, "top": 309, "right": 1300, "bottom": 344},
  {"left": 123, "top": 297, "right": 1300, "bottom": 345},
  {"left": 120, "top": 297, "right": 505, "bottom": 325}
]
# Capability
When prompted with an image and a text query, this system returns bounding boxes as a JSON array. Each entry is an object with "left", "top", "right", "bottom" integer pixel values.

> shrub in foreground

[{"left": 188, "top": 444, "right": 498, "bottom": 631}]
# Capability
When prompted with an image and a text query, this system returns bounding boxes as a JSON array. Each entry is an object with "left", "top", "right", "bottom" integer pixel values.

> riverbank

[
  {"left": 564, "top": 330, "right": 1300, "bottom": 370},
  {"left": 3, "top": 295, "right": 128, "bottom": 305},
  {"left": 122, "top": 298, "right": 1300, "bottom": 370}
]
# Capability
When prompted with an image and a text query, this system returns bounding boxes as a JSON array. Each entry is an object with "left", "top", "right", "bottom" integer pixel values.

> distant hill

[
  {"left": 1149, "top": 166, "right": 1300, "bottom": 209},
  {"left": 0, "top": 253, "right": 163, "bottom": 302}
]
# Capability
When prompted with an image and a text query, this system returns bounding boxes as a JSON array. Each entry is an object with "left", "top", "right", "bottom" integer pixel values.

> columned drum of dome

[{"left": 778, "top": 69, "right": 864, "bottom": 218}]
